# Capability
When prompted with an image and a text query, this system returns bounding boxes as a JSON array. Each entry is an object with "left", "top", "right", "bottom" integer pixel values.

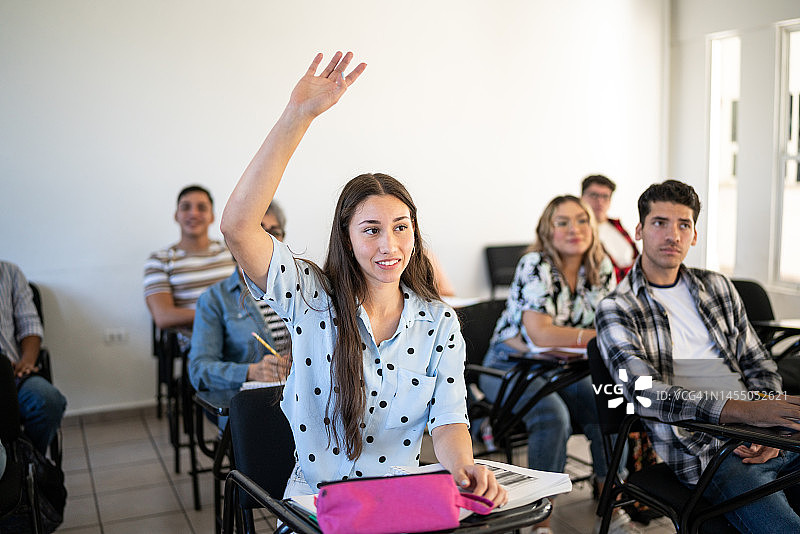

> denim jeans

[
  {"left": 479, "top": 342, "right": 615, "bottom": 478},
  {"left": 18, "top": 375, "right": 66, "bottom": 454},
  {"left": 701, "top": 449, "right": 800, "bottom": 533}
]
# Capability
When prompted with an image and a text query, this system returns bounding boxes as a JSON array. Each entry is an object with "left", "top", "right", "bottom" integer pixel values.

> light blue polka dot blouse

[{"left": 244, "top": 236, "right": 469, "bottom": 489}]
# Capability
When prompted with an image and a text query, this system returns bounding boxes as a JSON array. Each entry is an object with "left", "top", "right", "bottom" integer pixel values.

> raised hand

[{"left": 288, "top": 51, "right": 367, "bottom": 120}]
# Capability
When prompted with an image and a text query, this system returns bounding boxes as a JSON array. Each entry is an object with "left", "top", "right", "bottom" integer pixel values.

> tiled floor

[{"left": 57, "top": 408, "right": 676, "bottom": 533}]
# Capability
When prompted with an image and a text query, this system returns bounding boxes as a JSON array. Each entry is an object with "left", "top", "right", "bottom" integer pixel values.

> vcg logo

[{"left": 592, "top": 370, "right": 653, "bottom": 414}]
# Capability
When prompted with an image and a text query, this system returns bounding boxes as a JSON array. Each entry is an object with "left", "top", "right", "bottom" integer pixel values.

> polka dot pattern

[{"left": 254, "top": 239, "right": 467, "bottom": 489}]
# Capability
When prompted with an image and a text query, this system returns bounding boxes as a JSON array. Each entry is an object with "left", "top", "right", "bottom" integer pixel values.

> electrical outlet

[{"left": 104, "top": 328, "right": 129, "bottom": 345}]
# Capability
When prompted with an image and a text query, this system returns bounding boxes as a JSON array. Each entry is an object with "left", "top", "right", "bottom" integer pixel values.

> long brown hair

[
  {"left": 305, "top": 173, "right": 440, "bottom": 460},
  {"left": 528, "top": 195, "right": 606, "bottom": 287}
]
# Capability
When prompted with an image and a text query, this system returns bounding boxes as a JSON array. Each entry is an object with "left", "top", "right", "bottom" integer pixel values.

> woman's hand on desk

[
  {"left": 454, "top": 463, "right": 508, "bottom": 508},
  {"left": 247, "top": 354, "right": 290, "bottom": 382}
]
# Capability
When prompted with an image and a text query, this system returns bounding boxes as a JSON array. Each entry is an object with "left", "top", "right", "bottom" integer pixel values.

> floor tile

[
  {"left": 92, "top": 460, "right": 171, "bottom": 493},
  {"left": 96, "top": 483, "right": 181, "bottom": 522},
  {"left": 64, "top": 469, "right": 94, "bottom": 498},
  {"left": 174, "top": 472, "right": 219, "bottom": 509},
  {"left": 102, "top": 511, "right": 195, "bottom": 534},
  {"left": 62, "top": 445, "right": 88, "bottom": 472},
  {"left": 186, "top": 505, "right": 218, "bottom": 533},
  {"left": 61, "top": 424, "right": 85, "bottom": 450},
  {"left": 86, "top": 438, "right": 159, "bottom": 469},
  {"left": 60, "top": 493, "right": 99, "bottom": 530},
  {"left": 83, "top": 416, "right": 150, "bottom": 447},
  {"left": 57, "top": 525, "right": 102, "bottom": 534}
]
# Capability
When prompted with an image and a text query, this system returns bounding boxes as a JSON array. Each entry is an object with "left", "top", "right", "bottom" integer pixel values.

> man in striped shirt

[
  {"left": 143, "top": 185, "right": 236, "bottom": 337},
  {"left": 1, "top": 261, "right": 67, "bottom": 454}
]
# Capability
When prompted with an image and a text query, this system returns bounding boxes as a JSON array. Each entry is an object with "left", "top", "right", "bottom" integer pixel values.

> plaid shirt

[
  {"left": 595, "top": 259, "right": 781, "bottom": 485},
  {"left": 0, "top": 261, "right": 44, "bottom": 364}
]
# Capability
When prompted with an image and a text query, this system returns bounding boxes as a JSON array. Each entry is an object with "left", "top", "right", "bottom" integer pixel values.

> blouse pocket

[{"left": 385, "top": 368, "right": 436, "bottom": 429}]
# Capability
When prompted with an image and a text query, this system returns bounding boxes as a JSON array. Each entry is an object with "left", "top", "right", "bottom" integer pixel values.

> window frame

[{"left": 772, "top": 20, "right": 800, "bottom": 289}]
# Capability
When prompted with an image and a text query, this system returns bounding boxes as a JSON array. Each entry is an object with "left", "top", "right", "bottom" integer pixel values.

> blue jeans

[
  {"left": 18, "top": 376, "right": 66, "bottom": 454},
  {"left": 700, "top": 449, "right": 800, "bottom": 533},
  {"left": 479, "top": 342, "right": 614, "bottom": 478}
]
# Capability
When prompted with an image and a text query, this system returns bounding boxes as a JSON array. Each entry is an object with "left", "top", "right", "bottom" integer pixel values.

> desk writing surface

[
  {"left": 194, "top": 388, "right": 239, "bottom": 416},
  {"left": 752, "top": 319, "right": 800, "bottom": 332}
]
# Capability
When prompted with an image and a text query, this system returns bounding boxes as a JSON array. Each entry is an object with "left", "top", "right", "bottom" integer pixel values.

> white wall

[
  {"left": 669, "top": 0, "right": 800, "bottom": 316},
  {"left": 0, "top": 0, "right": 667, "bottom": 414}
]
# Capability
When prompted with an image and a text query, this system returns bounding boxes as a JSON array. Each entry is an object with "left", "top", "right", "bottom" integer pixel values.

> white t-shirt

[{"left": 649, "top": 277, "right": 719, "bottom": 360}]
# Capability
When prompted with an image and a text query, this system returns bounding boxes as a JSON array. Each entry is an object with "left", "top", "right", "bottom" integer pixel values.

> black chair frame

[{"left": 467, "top": 356, "right": 594, "bottom": 483}]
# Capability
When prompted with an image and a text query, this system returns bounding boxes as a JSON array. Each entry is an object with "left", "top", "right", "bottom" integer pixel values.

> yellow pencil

[{"left": 251, "top": 332, "right": 280, "bottom": 358}]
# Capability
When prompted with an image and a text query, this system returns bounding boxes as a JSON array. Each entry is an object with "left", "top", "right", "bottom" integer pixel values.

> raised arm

[{"left": 221, "top": 52, "right": 366, "bottom": 290}]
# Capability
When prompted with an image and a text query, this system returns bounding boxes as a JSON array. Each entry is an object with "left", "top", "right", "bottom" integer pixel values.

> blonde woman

[{"left": 480, "top": 195, "right": 623, "bottom": 533}]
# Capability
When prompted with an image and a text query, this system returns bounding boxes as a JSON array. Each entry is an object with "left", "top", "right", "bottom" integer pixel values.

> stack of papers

[{"left": 239, "top": 380, "right": 283, "bottom": 391}]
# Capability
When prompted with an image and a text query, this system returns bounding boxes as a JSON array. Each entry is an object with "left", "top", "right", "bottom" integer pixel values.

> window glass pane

[
  {"left": 707, "top": 36, "right": 740, "bottom": 275},
  {"left": 779, "top": 29, "right": 800, "bottom": 284}
]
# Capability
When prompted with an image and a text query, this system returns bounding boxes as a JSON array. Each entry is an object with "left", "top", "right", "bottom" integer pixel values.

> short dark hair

[
  {"left": 637, "top": 179, "right": 701, "bottom": 224},
  {"left": 266, "top": 200, "right": 287, "bottom": 232},
  {"left": 177, "top": 185, "right": 213, "bottom": 206},
  {"left": 581, "top": 174, "right": 616, "bottom": 194}
]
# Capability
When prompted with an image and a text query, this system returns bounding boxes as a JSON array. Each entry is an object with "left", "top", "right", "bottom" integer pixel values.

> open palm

[{"left": 289, "top": 51, "right": 367, "bottom": 118}]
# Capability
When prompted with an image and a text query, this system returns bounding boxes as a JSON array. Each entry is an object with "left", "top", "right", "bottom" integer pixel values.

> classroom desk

[
  {"left": 223, "top": 468, "right": 553, "bottom": 534},
  {"left": 752, "top": 319, "right": 800, "bottom": 334},
  {"left": 662, "top": 418, "right": 800, "bottom": 529}
]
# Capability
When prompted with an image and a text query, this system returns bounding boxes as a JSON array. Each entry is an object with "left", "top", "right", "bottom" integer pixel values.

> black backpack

[{"left": 0, "top": 435, "right": 66, "bottom": 534}]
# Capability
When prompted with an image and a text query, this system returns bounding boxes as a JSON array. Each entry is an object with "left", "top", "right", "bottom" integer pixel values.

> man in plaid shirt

[{"left": 596, "top": 180, "right": 800, "bottom": 532}]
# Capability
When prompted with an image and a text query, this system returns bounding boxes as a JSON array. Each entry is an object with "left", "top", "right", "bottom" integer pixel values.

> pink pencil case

[{"left": 314, "top": 471, "right": 494, "bottom": 534}]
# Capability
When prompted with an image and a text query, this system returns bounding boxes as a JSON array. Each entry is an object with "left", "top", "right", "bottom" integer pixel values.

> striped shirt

[
  {"left": 256, "top": 300, "right": 291, "bottom": 355},
  {"left": 143, "top": 241, "right": 235, "bottom": 309},
  {"left": 595, "top": 259, "right": 781, "bottom": 485},
  {"left": 0, "top": 261, "right": 44, "bottom": 364}
]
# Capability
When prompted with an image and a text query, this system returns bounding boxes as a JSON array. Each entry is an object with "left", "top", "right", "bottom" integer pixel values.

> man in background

[
  {"left": 143, "top": 185, "right": 235, "bottom": 338},
  {"left": 582, "top": 174, "right": 638, "bottom": 282}
]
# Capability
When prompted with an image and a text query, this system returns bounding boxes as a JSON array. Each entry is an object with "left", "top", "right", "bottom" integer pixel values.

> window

[
  {"left": 707, "top": 35, "right": 740, "bottom": 275},
  {"left": 776, "top": 23, "right": 800, "bottom": 285}
]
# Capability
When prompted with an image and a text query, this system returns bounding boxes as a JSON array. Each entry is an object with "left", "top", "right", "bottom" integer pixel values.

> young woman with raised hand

[{"left": 220, "top": 52, "right": 506, "bottom": 506}]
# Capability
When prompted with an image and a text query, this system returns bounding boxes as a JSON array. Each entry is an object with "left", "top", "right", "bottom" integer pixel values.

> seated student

[
  {"left": 596, "top": 180, "right": 800, "bottom": 532},
  {"left": 480, "top": 195, "right": 627, "bottom": 533},
  {"left": 221, "top": 51, "right": 506, "bottom": 505},
  {"left": 143, "top": 185, "right": 236, "bottom": 342},
  {"left": 0, "top": 261, "right": 67, "bottom": 455},
  {"left": 581, "top": 175, "right": 638, "bottom": 282},
  {"left": 188, "top": 201, "right": 292, "bottom": 396}
]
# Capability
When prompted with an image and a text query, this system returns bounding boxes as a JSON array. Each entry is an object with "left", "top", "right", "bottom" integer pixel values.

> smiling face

[
  {"left": 635, "top": 201, "right": 697, "bottom": 285},
  {"left": 348, "top": 194, "right": 415, "bottom": 293},
  {"left": 550, "top": 200, "right": 593, "bottom": 260},
  {"left": 174, "top": 190, "right": 214, "bottom": 239}
]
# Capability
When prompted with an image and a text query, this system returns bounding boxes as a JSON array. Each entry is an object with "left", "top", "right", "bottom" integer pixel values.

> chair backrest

[
  {"left": 229, "top": 386, "right": 295, "bottom": 508},
  {"left": 485, "top": 245, "right": 528, "bottom": 298},
  {"left": 586, "top": 337, "right": 626, "bottom": 436},
  {"left": 458, "top": 299, "right": 506, "bottom": 367},
  {"left": 29, "top": 283, "right": 43, "bottom": 329},
  {"left": 0, "top": 355, "right": 22, "bottom": 444},
  {"left": 731, "top": 278, "right": 775, "bottom": 323}
]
